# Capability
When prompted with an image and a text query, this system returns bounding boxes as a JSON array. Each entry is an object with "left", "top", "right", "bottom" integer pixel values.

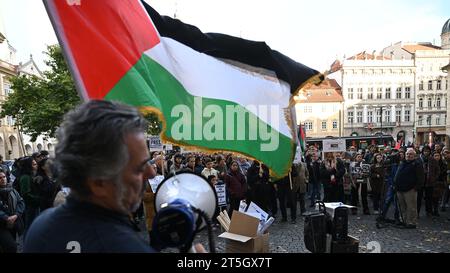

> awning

[{"left": 434, "top": 130, "right": 447, "bottom": 135}]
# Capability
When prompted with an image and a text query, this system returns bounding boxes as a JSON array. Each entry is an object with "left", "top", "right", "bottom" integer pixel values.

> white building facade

[
  {"left": 381, "top": 41, "right": 450, "bottom": 145},
  {"left": 340, "top": 54, "right": 416, "bottom": 145},
  {"left": 338, "top": 18, "right": 450, "bottom": 146},
  {"left": 0, "top": 18, "right": 56, "bottom": 159}
]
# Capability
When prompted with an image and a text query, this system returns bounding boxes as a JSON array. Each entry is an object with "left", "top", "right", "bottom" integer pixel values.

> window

[
  {"left": 385, "top": 88, "right": 391, "bottom": 99},
  {"left": 348, "top": 88, "right": 354, "bottom": 99},
  {"left": 419, "top": 81, "right": 424, "bottom": 90},
  {"left": 357, "top": 88, "right": 363, "bottom": 99},
  {"left": 347, "top": 111, "right": 354, "bottom": 123},
  {"left": 404, "top": 110, "right": 410, "bottom": 122},
  {"left": 437, "top": 80, "right": 441, "bottom": 90},
  {"left": 367, "top": 111, "right": 373, "bottom": 123},
  {"left": 304, "top": 105, "right": 312, "bottom": 113},
  {"left": 419, "top": 98, "right": 423, "bottom": 109},
  {"left": 405, "top": 87, "right": 411, "bottom": 99},
  {"left": 322, "top": 105, "right": 327, "bottom": 112},
  {"left": 3, "top": 82, "right": 12, "bottom": 96},
  {"left": 428, "top": 80, "right": 433, "bottom": 90},
  {"left": 6, "top": 116, "right": 14, "bottom": 126},
  {"left": 418, "top": 115, "right": 423, "bottom": 126},
  {"left": 428, "top": 98, "right": 432, "bottom": 109},
  {"left": 332, "top": 120, "right": 338, "bottom": 129},
  {"left": 396, "top": 87, "right": 402, "bottom": 99},
  {"left": 332, "top": 104, "right": 338, "bottom": 113},
  {"left": 376, "top": 110, "right": 382, "bottom": 122},
  {"left": 385, "top": 110, "right": 390, "bottom": 122},
  {"left": 305, "top": 121, "right": 313, "bottom": 131},
  {"left": 396, "top": 110, "right": 401, "bottom": 122},
  {"left": 377, "top": 88, "right": 382, "bottom": 99},
  {"left": 436, "top": 116, "right": 440, "bottom": 125},
  {"left": 427, "top": 115, "right": 432, "bottom": 125},
  {"left": 367, "top": 88, "right": 373, "bottom": 99},
  {"left": 357, "top": 111, "right": 363, "bottom": 123},
  {"left": 321, "top": 121, "right": 327, "bottom": 130},
  {"left": 437, "top": 97, "right": 441, "bottom": 109}
]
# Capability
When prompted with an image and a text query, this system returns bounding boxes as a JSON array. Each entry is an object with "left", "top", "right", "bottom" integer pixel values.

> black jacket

[
  {"left": 24, "top": 196, "right": 155, "bottom": 253},
  {"left": 320, "top": 159, "right": 345, "bottom": 187},
  {"left": 0, "top": 186, "right": 25, "bottom": 232},
  {"left": 394, "top": 159, "right": 425, "bottom": 192}
]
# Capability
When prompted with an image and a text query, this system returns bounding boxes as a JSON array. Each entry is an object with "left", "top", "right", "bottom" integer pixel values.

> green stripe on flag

[{"left": 105, "top": 54, "right": 293, "bottom": 177}]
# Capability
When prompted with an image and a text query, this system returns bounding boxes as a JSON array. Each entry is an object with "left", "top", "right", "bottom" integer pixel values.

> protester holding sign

[
  {"left": 225, "top": 161, "right": 248, "bottom": 217},
  {"left": 320, "top": 152, "right": 345, "bottom": 203},
  {"left": 350, "top": 153, "right": 371, "bottom": 215}
]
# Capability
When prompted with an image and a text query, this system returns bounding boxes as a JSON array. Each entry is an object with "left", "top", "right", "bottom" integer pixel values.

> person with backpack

[{"left": 0, "top": 170, "right": 25, "bottom": 253}]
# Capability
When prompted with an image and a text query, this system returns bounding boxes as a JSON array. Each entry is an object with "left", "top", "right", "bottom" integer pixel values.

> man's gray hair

[{"left": 55, "top": 100, "right": 148, "bottom": 196}]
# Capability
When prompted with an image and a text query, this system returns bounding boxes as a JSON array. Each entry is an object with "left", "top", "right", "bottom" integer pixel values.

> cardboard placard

[
  {"left": 149, "top": 136, "right": 163, "bottom": 151},
  {"left": 322, "top": 139, "right": 346, "bottom": 153},
  {"left": 215, "top": 183, "right": 227, "bottom": 206}
]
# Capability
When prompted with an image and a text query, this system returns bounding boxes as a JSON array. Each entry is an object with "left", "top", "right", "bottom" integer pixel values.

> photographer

[
  {"left": 378, "top": 150, "right": 404, "bottom": 225},
  {"left": 350, "top": 153, "right": 370, "bottom": 215}
]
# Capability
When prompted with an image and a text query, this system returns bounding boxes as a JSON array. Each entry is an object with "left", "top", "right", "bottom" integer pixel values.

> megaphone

[{"left": 152, "top": 171, "right": 218, "bottom": 252}]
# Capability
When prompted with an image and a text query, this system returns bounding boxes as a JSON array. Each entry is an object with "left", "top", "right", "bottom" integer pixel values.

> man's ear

[{"left": 86, "top": 178, "right": 113, "bottom": 198}]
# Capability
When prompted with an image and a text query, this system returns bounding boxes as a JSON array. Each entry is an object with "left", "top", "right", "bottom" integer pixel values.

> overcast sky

[{"left": 1, "top": 0, "right": 449, "bottom": 72}]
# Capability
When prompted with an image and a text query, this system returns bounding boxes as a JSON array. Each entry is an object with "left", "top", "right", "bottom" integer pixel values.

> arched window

[
  {"left": 427, "top": 98, "right": 432, "bottom": 109},
  {"left": 437, "top": 97, "right": 441, "bottom": 109},
  {"left": 419, "top": 98, "right": 423, "bottom": 108}
]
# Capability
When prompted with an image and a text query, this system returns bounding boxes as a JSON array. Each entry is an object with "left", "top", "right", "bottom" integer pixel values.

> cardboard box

[
  {"left": 219, "top": 210, "right": 270, "bottom": 253},
  {"left": 331, "top": 235, "right": 359, "bottom": 253}
]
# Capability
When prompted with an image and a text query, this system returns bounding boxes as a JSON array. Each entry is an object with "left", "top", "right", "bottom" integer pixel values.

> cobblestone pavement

[
  {"left": 16, "top": 201, "right": 450, "bottom": 253},
  {"left": 161, "top": 203, "right": 450, "bottom": 253}
]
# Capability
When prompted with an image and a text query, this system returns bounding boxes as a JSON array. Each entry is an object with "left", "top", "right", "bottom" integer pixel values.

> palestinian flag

[
  {"left": 44, "top": 0, "right": 322, "bottom": 178},
  {"left": 298, "top": 124, "right": 306, "bottom": 153}
]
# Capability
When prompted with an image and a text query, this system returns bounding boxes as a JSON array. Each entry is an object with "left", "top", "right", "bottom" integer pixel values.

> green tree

[
  {"left": 0, "top": 45, "right": 80, "bottom": 141},
  {"left": 144, "top": 112, "right": 162, "bottom": 136}
]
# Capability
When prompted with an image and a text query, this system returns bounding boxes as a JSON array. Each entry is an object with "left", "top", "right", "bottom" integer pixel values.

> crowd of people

[
  {"left": 142, "top": 141, "right": 450, "bottom": 232},
  {"left": 304, "top": 143, "right": 450, "bottom": 229},
  {"left": 0, "top": 151, "right": 58, "bottom": 252},
  {"left": 2, "top": 100, "right": 450, "bottom": 253}
]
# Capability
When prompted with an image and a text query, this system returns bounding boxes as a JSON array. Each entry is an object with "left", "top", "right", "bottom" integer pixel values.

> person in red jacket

[{"left": 225, "top": 161, "right": 247, "bottom": 217}]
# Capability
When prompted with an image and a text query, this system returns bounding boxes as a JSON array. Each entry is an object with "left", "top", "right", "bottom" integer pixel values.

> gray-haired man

[
  {"left": 24, "top": 100, "right": 157, "bottom": 252},
  {"left": 393, "top": 148, "right": 425, "bottom": 229}
]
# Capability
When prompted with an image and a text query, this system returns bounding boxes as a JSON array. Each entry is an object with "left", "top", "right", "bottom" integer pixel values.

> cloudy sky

[{"left": 1, "top": 0, "right": 449, "bottom": 71}]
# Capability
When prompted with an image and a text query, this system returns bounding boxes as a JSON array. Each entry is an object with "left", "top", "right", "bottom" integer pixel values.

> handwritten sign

[
  {"left": 322, "top": 139, "right": 346, "bottom": 153},
  {"left": 149, "top": 136, "right": 163, "bottom": 151},
  {"left": 215, "top": 183, "right": 227, "bottom": 206}
]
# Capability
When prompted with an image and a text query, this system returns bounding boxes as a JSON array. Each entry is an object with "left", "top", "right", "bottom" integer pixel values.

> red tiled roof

[
  {"left": 298, "top": 79, "right": 343, "bottom": 102},
  {"left": 402, "top": 44, "right": 441, "bottom": 53},
  {"left": 347, "top": 52, "right": 391, "bottom": 60}
]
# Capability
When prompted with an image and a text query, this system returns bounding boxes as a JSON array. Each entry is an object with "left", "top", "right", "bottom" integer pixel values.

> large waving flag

[{"left": 44, "top": 0, "right": 322, "bottom": 178}]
